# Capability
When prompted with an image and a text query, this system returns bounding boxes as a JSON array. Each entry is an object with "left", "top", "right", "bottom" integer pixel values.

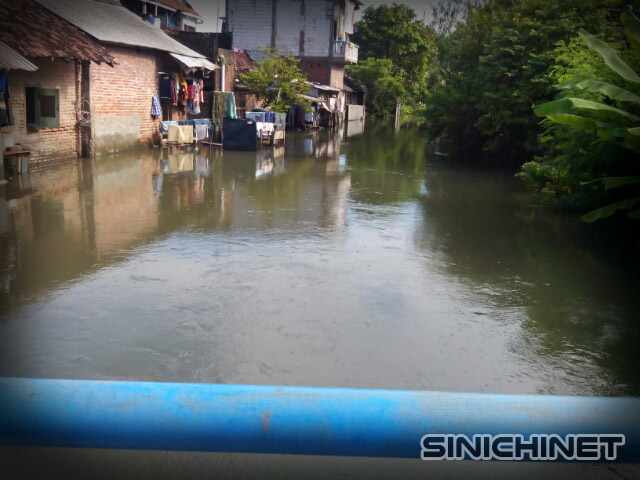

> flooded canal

[
  {"left": 1, "top": 121, "right": 639, "bottom": 478},
  {"left": 1, "top": 121, "right": 639, "bottom": 397}
]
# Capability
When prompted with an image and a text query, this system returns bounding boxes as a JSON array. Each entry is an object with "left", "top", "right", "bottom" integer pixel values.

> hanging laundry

[
  {"left": 194, "top": 124, "right": 208, "bottom": 142},
  {"left": 224, "top": 92, "right": 237, "bottom": 119},
  {"left": 0, "top": 68, "right": 7, "bottom": 92},
  {"left": 173, "top": 73, "right": 180, "bottom": 103},
  {"left": 0, "top": 68, "right": 12, "bottom": 127},
  {"left": 159, "top": 75, "right": 173, "bottom": 99},
  {"left": 199, "top": 80, "right": 204, "bottom": 103},
  {"left": 212, "top": 92, "right": 227, "bottom": 127},
  {"left": 0, "top": 96, "right": 8, "bottom": 127},
  {"left": 193, "top": 81, "right": 201, "bottom": 109},
  {"left": 151, "top": 95, "right": 162, "bottom": 118},
  {"left": 178, "top": 73, "right": 188, "bottom": 105}
]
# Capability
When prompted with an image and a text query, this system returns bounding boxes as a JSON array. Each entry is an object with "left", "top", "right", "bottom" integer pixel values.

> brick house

[
  {"left": 0, "top": 0, "right": 115, "bottom": 164},
  {"left": 1, "top": 0, "right": 216, "bottom": 162}
]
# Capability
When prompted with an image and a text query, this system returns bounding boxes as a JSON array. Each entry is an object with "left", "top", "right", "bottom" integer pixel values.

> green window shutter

[{"left": 37, "top": 88, "right": 59, "bottom": 129}]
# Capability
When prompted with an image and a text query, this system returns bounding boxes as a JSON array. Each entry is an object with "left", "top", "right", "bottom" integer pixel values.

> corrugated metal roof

[
  {"left": 0, "top": 0, "right": 115, "bottom": 65},
  {"left": 169, "top": 53, "right": 218, "bottom": 71},
  {"left": 299, "top": 94, "right": 322, "bottom": 104},
  {"left": 34, "top": 0, "right": 207, "bottom": 59},
  {"left": 0, "top": 41, "right": 38, "bottom": 71},
  {"left": 306, "top": 81, "right": 341, "bottom": 93}
]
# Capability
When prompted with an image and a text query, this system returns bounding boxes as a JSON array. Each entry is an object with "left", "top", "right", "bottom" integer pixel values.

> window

[{"left": 25, "top": 87, "right": 59, "bottom": 129}]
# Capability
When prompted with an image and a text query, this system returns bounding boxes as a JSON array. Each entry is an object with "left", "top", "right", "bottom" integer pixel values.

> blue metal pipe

[{"left": 1, "top": 377, "right": 638, "bottom": 461}]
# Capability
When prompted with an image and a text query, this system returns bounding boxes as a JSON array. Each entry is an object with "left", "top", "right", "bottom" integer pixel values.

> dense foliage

[
  {"left": 347, "top": 3, "right": 435, "bottom": 116},
  {"left": 425, "top": 0, "right": 631, "bottom": 161},
  {"left": 238, "top": 48, "right": 310, "bottom": 113},
  {"left": 520, "top": 12, "right": 640, "bottom": 222},
  {"left": 344, "top": 58, "right": 406, "bottom": 115}
]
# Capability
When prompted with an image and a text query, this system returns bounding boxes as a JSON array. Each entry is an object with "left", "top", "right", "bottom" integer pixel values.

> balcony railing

[{"left": 332, "top": 40, "right": 358, "bottom": 64}]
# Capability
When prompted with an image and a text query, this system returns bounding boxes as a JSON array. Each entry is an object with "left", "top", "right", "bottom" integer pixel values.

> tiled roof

[
  {"left": 34, "top": 0, "right": 206, "bottom": 58},
  {"left": 151, "top": 0, "right": 200, "bottom": 18},
  {"left": 306, "top": 81, "right": 341, "bottom": 93},
  {"left": 0, "top": 0, "right": 114, "bottom": 65},
  {"left": 233, "top": 48, "right": 256, "bottom": 71}
]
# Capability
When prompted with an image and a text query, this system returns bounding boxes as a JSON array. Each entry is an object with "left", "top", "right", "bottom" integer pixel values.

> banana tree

[{"left": 533, "top": 10, "right": 640, "bottom": 222}]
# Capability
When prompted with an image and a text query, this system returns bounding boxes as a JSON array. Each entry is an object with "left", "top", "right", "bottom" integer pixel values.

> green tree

[
  {"left": 238, "top": 48, "right": 310, "bottom": 113},
  {"left": 351, "top": 3, "right": 435, "bottom": 114},
  {"left": 522, "top": 11, "right": 640, "bottom": 223},
  {"left": 346, "top": 58, "right": 406, "bottom": 115},
  {"left": 425, "top": 0, "right": 628, "bottom": 161}
]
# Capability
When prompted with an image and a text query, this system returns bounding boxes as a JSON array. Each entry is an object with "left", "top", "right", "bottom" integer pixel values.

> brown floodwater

[{"left": 0, "top": 121, "right": 638, "bottom": 478}]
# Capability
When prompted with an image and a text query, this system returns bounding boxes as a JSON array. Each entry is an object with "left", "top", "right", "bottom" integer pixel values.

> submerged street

[{"left": 1, "top": 122, "right": 638, "bottom": 397}]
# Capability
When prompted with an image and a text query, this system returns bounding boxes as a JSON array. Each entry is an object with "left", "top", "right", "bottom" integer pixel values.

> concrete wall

[
  {"left": 346, "top": 104, "right": 365, "bottom": 122},
  {"left": 227, "top": 0, "right": 333, "bottom": 57},
  {"left": 300, "top": 0, "right": 333, "bottom": 57},
  {"left": 3, "top": 59, "right": 79, "bottom": 164},
  {"left": 90, "top": 46, "right": 161, "bottom": 155},
  {"left": 226, "top": 0, "right": 273, "bottom": 51}
]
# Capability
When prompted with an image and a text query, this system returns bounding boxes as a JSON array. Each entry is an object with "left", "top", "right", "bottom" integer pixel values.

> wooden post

[{"left": 80, "top": 61, "right": 93, "bottom": 158}]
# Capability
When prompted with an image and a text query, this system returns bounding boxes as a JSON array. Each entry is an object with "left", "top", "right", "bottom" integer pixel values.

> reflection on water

[{"left": 0, "top": 122, "right": 638, "bottom": 400}]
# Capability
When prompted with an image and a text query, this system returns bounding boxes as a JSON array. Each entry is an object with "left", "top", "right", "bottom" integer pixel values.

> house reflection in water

[
  {"left": 255, "top": 147, "right": 285, "bottom": 179},
  {"left": 156, "top": 146, "right": 215, "bottom": 212},
  {"left": 0, "top": 185, "right": 18, "bottom": 306},
  {"left": 0, "top": 132, "right": 352, "bottom": 309},
  {"left": 344, "top": 117, "right": 365, "bottom": 138}
]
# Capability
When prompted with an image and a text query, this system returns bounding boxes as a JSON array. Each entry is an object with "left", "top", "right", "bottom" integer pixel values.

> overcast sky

[{"left": 189, "top": 1, "right": 439, "bottom": 33}]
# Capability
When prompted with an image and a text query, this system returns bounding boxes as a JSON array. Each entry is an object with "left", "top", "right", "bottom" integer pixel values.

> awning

[
  {"left": 299, "top": 94, "right": 322, "bottom": 104},
  {"left": 0, "top": 41, "right": 37, "bottom": 71},
  {"left": 305, "top": 81, "right": 341, "bottom": 92},
  {"left": 170, "top": 52, "right": 219, "bottom": 72}
]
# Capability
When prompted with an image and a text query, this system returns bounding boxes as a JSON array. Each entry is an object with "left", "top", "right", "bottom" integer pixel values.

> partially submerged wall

[
  {"left": 3, "top": 59, "right": 78, "bottom": 164},
  {"left": 346, "top": 104, "right": 364, "bottom": 122},
  {"left": 90, "top": 46, "right": 161, "bottom": 155}
]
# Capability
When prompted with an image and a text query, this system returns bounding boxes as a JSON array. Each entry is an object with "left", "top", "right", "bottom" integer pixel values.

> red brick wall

[
  {"left": 234, "top": 92, "right": 260, "bottom": 118},
  {"left": 299, "top": 60, "right": 344, "bottom": 89},
  {"left": 300, "top": 59, "right": 331, "bottom": 86},
  {"left": 3, "top": 59, "right": 78, "bottom": 164},
  {"left": 90, "top": 46, "right": 162, "bottom": 154}
]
